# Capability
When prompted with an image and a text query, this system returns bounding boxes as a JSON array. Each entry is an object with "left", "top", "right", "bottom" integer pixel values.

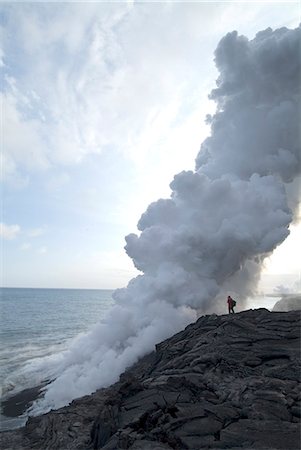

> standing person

[{"left": 227, "top": 295, "right": 236, "bottom": 314}]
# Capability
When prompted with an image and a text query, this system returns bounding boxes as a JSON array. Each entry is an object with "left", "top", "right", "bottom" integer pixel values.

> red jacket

[{"left": 227, "top": 296, "right": 234, "bottom": 307}]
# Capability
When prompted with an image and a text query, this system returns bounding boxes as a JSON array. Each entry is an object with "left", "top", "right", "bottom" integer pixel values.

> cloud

[
  {"left": 20, "top": 242, "right": 31, "bottom": 251},
  {"left": 37, "top": 246, "right": 47, "bottom": 254},
  {"left": 0, "top": 3, "right": 227, "bottom": 185},
  {"left": 0, "top": 47, "right": 5, "bottom": 67},
  {"left": 0, "top": 222, "right": 21, "bottom": 240},
  {"left": 1, "top": 90, "right": 50, "bottom": 185},
  {"left": 195, "top": 27, "right": 300, "bottom": 187},
  {"left": 2, "top": 1, "right": 299, "bottom": 216},
  {"left": 26, "top": 25, "right": 300, "bottom": 415},
  {"left": 45, "top": 173, "right": 70, "bottom": 191},
  {"left": 27, "top": 227, "right": 47, "bottom": 238}
]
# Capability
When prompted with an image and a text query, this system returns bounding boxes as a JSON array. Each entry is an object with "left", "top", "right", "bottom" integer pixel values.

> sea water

[{"left": 0, "top": 287, "right": 115, "bottom": 431}]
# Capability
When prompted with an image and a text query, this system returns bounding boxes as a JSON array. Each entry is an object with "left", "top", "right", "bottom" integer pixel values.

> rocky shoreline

[
  {"left": 1, "top": 308, "right": 300, "bottom": 450},
  {"left": 2, "top": 385, "right": 45, "bottom": 420}
]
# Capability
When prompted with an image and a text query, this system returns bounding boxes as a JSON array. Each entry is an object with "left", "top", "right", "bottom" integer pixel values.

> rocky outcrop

[
  {"left": 272, "top": 295, "right": 301, "bottom": 312},
  {"left": 1, "top": 309, "right": 300, "bottom": 450}
]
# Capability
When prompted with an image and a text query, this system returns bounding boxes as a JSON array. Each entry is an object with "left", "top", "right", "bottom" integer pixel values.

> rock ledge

[{"left": 1, "top": 309, "right": 300, "bottom": 449}]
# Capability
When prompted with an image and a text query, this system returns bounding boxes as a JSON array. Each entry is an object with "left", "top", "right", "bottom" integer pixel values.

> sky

[{"left": 1, "top": 0, "right": 300, "bottom": 292}]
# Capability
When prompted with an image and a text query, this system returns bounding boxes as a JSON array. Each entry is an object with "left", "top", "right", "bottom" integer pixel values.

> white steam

[{"left": 29, "top": 25, "right": 300, "bottom": 414}]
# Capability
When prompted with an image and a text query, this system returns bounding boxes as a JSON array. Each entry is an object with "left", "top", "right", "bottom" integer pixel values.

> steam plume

[{"left": 29, "top": 25, "right": 300, "bottom": 414}]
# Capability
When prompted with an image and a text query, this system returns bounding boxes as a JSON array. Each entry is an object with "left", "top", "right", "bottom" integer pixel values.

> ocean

[{"left": 0, "top": 287, "right": 115, "bottom": 431}]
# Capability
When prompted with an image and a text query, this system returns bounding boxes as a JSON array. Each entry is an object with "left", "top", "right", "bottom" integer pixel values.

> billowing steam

[{"left": 29, "top": 25, "right": 300, "bottom": 414}]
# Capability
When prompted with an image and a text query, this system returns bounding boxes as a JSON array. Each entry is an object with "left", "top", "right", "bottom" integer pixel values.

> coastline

[
  {"left": 1, "top": 385, "right": 44, "bottom": 432},
  {"left": 2, "top": 385, "right": 43, "bottom": 418},
  {"left": 0, "top": 309, "right": 300, "bottom": 450}
]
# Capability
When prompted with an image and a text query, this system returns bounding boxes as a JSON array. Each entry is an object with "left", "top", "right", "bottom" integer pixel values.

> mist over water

[
  {"left": 0, "top": 288, "right": 115, "bottom": 430},
  {"left": 20, "top": 25, "right": 301, "bottom": 416}
]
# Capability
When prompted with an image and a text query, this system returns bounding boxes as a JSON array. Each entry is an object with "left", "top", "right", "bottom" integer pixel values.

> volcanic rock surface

[
  {"left": 272, "top": 295, "right": 301, "bottom": 312},
  {"left": 1, "top": 309, "right": 300, "bottom": 450}
]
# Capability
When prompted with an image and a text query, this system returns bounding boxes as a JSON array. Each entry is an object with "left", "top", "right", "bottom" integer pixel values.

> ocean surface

[{"left": 0, "top": 287, "right": 115, "bottom": 431}]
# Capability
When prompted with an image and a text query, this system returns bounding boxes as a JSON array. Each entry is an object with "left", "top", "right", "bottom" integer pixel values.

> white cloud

[
  {"left": 0, "top": 3, "right": 222, "bottom": 184},
  {"left": 0, "top": 222, "right": 21, "bottom": 240},
  {"left": 20, "top": 242, "right": 31, "bottom": 251},
  {"left": 1, "top": 90, "right": 51, "bottom": 184},
  {"left": 45, "top": 172, "right": 70, "bottom": 191},
  {"left": 27, "top": 227, "right": 47, "bottom": 238},
  {"left": 37, "top": 246, "right": 47, "bottom": 254},
  {"left": 2, "top": 1, "right": 299, "bottom": 200},
  {"left": 0, "top": 47, "right": 5, "bottom": 67}
]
